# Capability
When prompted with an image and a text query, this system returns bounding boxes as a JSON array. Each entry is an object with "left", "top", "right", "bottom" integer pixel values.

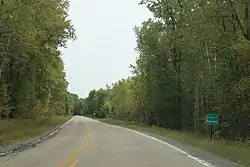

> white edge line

[
  {"left": 86, "top": 117, "right": 215, "bottom": 167},
  {"left": 47, "top": 117, "right": 74, "bottom": 137}
]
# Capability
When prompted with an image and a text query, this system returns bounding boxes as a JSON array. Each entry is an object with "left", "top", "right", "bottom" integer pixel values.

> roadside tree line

[
  {"left": 0, "top": 0, "right": 78, "bottom": 123},
  {"left": 79, "top": 0, "right": 250, "bottom": 141}
]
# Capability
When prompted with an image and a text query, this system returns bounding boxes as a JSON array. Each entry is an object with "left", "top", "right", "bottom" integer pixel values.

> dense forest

[
  {"left": 78, "top": 0, "right": 250, "bottom": 141},
  {"left": 0, "top": 0, "right": 79, "bottom": 123}
]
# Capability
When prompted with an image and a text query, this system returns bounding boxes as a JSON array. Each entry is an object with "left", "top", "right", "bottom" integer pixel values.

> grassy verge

[
  {"left": 100, "top": 119, "right": 250, "bottom": 167},
  {"left": 0, "top": 115, "right": 72, "bottom": 147}
]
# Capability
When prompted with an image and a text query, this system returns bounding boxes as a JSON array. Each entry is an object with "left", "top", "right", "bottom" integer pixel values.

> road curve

[{"left": 0, "top": 116, "right": 208, "bottom": 167}]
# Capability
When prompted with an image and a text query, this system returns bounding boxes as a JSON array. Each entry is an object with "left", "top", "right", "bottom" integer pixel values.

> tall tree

[{"left": 0, "top": 0, "right": 76, "bottom": 122}]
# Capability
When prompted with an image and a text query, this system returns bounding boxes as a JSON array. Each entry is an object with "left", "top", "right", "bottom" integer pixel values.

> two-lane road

[{"left": 0, "top": 116, "right": 209, "bottom": 167}]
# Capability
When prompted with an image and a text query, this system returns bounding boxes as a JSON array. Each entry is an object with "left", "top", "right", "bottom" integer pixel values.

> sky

[{"left": 60, "top": 0, "right": 152, "bottom": 98}]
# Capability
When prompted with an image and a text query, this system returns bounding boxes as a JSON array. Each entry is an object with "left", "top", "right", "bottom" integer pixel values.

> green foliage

[
  {"left": 101, "top": 100, "right": 113, "bottom": 118},
  {"left": 0, "top": 83, "right": 10, "bottom": 119},
  {"left": 0, "top": 0, "right": 77, "bottom": 122}
]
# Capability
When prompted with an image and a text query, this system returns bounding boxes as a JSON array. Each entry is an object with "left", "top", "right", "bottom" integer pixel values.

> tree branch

[{"left": 229, "top": 0, "right": 247, "bottom": 38}]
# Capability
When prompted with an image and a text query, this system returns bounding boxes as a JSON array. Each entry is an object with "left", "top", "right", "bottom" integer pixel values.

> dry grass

[{"left": 0, "top": 115, "right": 72, "bottom": 146}]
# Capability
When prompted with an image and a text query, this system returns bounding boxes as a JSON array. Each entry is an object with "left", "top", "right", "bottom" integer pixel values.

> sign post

[{"left": 205, "top": 113, "right": 218, "bottom": 139}]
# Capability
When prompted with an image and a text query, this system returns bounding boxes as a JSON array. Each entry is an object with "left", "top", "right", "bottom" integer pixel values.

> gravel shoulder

[
  {"left": 140, "top": 131, "right": 243, "bottom": 167},
  {"left": 0, "top": 117, "right": 73, "bottom": 157}
]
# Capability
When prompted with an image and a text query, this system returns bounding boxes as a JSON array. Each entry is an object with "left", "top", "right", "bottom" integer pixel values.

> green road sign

[{"left": 205, "top": 113, "right": 218, "bottom": 125}]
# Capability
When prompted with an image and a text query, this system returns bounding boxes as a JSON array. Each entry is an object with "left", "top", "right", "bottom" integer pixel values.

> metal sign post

[{"left": 205, "top": 113, "right": 218, "bottom": 140}]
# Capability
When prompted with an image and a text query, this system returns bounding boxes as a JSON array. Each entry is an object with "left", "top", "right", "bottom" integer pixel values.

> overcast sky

[{"left": 60, "top": 0, "right": 152, "bottom": 98}]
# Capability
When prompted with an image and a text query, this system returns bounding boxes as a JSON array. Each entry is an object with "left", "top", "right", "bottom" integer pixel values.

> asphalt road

[{"left": 0, "top": 116, "right": 210, "bottom": 167}]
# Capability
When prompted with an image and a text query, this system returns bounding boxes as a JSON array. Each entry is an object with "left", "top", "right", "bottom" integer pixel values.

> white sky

[{"left": 60, "top": 0, "right": 152, "bottom": 98}]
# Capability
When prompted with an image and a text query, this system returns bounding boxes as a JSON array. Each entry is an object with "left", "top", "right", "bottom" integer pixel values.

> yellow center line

[
  {"left": 68, "top": 160, "right": 76, "bottom": 167},
  {"left": 57, "top": 151, "right": 77, "bottom": 167},
  {"left": 79, "top": 125, "right": 92, "bottom": 153},
  {"left": 57, "top": 124, "right": 92, "bottom": 167}
]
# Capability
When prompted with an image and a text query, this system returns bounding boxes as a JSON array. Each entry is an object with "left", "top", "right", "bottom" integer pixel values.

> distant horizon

[{"left": 60, "top": 0, "right": 152, "bottom": 98}]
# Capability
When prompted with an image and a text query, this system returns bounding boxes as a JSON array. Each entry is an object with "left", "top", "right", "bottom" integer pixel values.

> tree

[{"left": 0, "top": 0, "right": 76, "bottom": 122}]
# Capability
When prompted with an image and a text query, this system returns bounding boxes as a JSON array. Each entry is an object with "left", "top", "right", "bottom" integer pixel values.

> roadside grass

[
  {"left": 0, "top": 115, "right": 72, "bottom": 147},
  {"left": 100, "top": 119, "right": 250, "bottom": 167}
]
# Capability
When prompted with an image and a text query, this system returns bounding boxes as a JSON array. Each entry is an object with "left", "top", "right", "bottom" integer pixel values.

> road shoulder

[
  {"left": 140, "top": 131, "right": 242, "bottom": 167},
  {"left": 0, "top": 116, "right": 73, "bottom": 157},
  {"left": 99, "top": 119, "right": 244, "bottom": 167}
]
